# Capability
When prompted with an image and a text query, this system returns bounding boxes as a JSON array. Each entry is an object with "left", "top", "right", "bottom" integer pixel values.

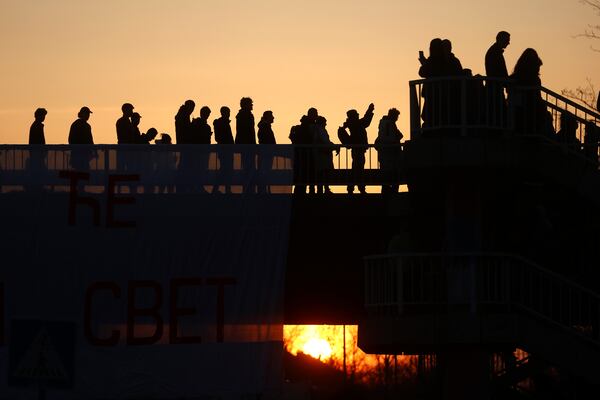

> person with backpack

[{"left": 337, "top": 103, "right": 374, "bottom": 194}]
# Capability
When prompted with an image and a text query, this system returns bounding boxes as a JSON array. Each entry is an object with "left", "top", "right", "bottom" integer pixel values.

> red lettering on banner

[
  {"left": 84, "top": 282, "right": 121, "bottom": 346},
  {"left": 127, "top": 280, "right": 164, "bottom": 346},
  {"left": 83, "top": 277, "right": 237, "bottom": 346},
  {"left": 207, "top": 277, "right": 237, "bottom": 343},
  {"left": 0, "top": 282, "right": 4, "bottom": 346},
  {"left": 59, "top": 170, "right": 101, "bottom": 226},
  {"left": 169, "top": 278, "right": 204, "bottom": 344},
  {"left": 107, "top": 174, "right": 139, "bottom": 228}
]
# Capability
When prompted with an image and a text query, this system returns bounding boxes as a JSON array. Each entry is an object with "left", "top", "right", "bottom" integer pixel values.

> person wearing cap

[
  {"left": 68, "top": 107, "right": 94, "bottom": 171},
  {"left": 131, "top": 112, "right": 158, "bottom": 144},
  {"left": 29, "top": 108, "right": 47, "bottom": 144},
  {"left": 69, "top": 107, "right": 94, "bottom": 144}
]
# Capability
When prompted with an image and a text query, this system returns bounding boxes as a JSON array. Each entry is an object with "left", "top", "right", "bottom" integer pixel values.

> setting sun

[{"left": 302, "top": 338, "right": 333, "bottom": 360}]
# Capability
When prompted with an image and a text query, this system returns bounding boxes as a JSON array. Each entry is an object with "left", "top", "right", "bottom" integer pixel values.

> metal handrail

[
  {"left": 364, "top": 252, "right": 600, "bottom": 345},
  {"left": 0, "top": 144, "right": 407, "bottom": 190}
]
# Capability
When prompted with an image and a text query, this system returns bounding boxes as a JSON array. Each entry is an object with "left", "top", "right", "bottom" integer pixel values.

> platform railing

[
  {"left": 409, "top": 77, "right": 600, "bottom": 164},
  {"left": 0, "top": 144, "right": 405, "bottom": 192},
  {"left": 364, "top": 253, "right": 600, "bottom": 345}
]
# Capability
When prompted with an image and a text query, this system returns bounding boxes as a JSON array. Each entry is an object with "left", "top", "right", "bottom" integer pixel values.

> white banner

[{"left": 0, "top": 147, "right": 293, "bottom": 399}]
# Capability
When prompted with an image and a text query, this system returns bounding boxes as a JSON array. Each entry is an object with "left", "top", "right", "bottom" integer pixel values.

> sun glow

[
  {"left": 302, "top": 338, "right": 332, "bottom": 360},
  {"left": 284, "top": 325, "right": 423, "bottom": 383}
]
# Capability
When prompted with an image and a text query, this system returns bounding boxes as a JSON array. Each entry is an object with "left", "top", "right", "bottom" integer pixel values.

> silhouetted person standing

[
  {"left": 214, "top": 106, "right": 234, "bottom": 145},
  {"left": 154, "top": 133, "right": 176, "bottom": 193},
  {"left": 375, "top": 108, "right": 403, "bottom": 194},
  {"left": 556, "top": 112, "right": 580, "bottom": 147},
  {"left": 290, "top": 109, "right": 318, "bottom": 194},
  {"left": 235, "top": 97, "right": 256, "bottom": 193},
  {"left": 116, "top": 103, "right": 135, "bottom": 173},
  {"left": 191, "top": 106, "right": 213, "bottom": 144},
  {"left": 485, "top": 31, "right": 510, "bottom": 78},
  {"left": 214, "top": 106, "right": 234, "bottom": 194},
  {"left": 175, "top": 100, "right": 195, "bottom": 144},
  {"left": 485, "top": 31, "right": 511, "bottom": 126},
  {"left": 419, "top": 38, "right": 445, "bottom": 129},
  {"left": 257, "top": 110, "right": 276, "bottom": 193},
  {"left": 175, "top": 100, "right": 195, "bottom": 191},
  {"left": 508, "top": 48, "right": 552, "bottom": 135},
  {"left": 338, "top": 103, "right": 375, "bottom": 194},
  {"left": 442, "top": 39, "right": 463, "bottom": 75},
  {"left": 29, "top": 108, "right": 47, "bottom": 144},
  {"left": 69, "top": 107, "right": 94, "bottom": 144},
  {"left": 235, "top": 97, "right": 256, "bottom": 144},
  {"left": 258, "top": 110, "right": 276, "bottom": 145},
  {"left": 116, "top": 103, "right": 135, "bottom": 144},
  {"left": 314, "top": 115, "right": 335, "bottom": 194},
  {"left": 188, "top": 106, "right": 212, "bottom": 193},
  {"left": 28, "top": 108, "right": 48, "bottom": 189},
  {"left": 68, "top": 106, "right": 94, "bottom": 170}
]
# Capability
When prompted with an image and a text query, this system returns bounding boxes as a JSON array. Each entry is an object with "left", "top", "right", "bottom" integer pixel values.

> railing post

[
  {"left": 461, "top": 78, "right": 467, "bottom": 137},
  {"left": 409, "top": 82, "right": 421, "bottom": 139},
  {"left": 397, "top": 256, "right": 404, "bottom": 315}
]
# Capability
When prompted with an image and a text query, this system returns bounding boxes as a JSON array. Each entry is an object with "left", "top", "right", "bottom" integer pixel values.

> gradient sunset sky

[{"left": 1, "top": 0, "right": 599, "bottom": 144}]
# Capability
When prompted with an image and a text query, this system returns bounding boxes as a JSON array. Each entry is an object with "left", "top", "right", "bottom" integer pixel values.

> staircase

[{"left": 361, "top": 253, "right": 600, "bottom": 385}]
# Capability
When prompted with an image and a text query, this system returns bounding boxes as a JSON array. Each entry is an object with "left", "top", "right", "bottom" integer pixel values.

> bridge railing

[
  {"left": 364, "top": 253, "right": 600, "bottom": 345},
  {"left": 0, "top": 144, "right": 405, "bottom": 193}
]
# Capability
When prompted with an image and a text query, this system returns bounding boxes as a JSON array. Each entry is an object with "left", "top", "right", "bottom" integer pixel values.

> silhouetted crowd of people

[
  {"left": 417, "top": 31, "right": 599, "bottom": 151},
  {"left": 27, "top": 97, "right": 406, "bottom": 194},
  {"left": 24, "top": 30, "right": 600, "bottom": 194}
]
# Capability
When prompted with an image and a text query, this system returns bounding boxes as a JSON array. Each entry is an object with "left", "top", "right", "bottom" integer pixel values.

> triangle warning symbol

[{"left": 13, "top": 327, "right": 69, "bottom": 381}]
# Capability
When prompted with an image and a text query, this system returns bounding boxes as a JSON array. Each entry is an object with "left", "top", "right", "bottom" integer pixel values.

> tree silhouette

[
  {"left": 562, "top": 78, "right": 597, "bottom": 110},
  {"left": 561, "top": 1, "right": 600, "bottom": 109},
  {"left": 576, "top": 0, "right": 600, "bottom": 50}
]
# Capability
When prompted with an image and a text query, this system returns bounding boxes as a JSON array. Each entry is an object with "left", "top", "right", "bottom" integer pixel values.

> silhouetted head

[
  {"left": 240, "top": 97, "right": 253, "bottom": 111},
  {"left": 121, "top": 103, "right": 134, "bottom": 117},
  {"left": 131, "top": 112, "right": 141, "bottom": 126},
  {"left": 146, "top": 127, "right": 159, "bottom": 141},
  {"left": 387, "top": 108, "right": 400, "bottom": 122},
  {"left": 346, "top": 109, "right": 359, "bottom": 122},
  {"left": 34, "top": 108, "right": 47, "bottom": 122},
  {"left": 200, "top": 106, "right": 211, "bottom": 119},
  {"left": 220, "top": 106, "right": 230, "bottom": 119},
  {"left": 307, "top": 107, "right": 318, "bottom": 121},
  {"left": 78, "top": 106, "right": 92, "bottom": 121},
  {"left": 512, "top": 48, "right": 543, "bottom": 79},
  {"left": 496, "top": 31, "right": 510, "bottom": 48},
  {"left": 261, "top": 110, "right": 274, "bottom": 124},
  {"left": 156, "top": 133, "right": 172, "bottom": 144},
  {"left": 442, "top": 39, "right": 452, "bottom": 56},
  {"left": 560, "top": 112, "right": 579, "bottom": 133},
  {"left": 316, "top": 116, "right": 327, "bottom": 127},
  {"left": 429, "top": 38, "right": 443, "bottom": 58},
  {"left": 184, "top": 100, "right": 195, "bottom": 115}
]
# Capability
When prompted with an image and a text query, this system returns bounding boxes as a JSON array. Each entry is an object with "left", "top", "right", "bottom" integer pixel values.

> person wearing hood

[{"left": 375, "top": 108, "right": 403, "bottom": 194}]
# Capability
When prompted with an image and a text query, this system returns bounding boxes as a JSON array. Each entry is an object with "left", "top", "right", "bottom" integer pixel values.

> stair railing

[{"left": 364, "top": 253, "right": 600, "bottom": 346}]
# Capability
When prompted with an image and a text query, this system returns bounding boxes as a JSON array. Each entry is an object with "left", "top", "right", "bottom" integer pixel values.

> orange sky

[{"left": 1, "top": 0, "right": 599, "bottom": 144}]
